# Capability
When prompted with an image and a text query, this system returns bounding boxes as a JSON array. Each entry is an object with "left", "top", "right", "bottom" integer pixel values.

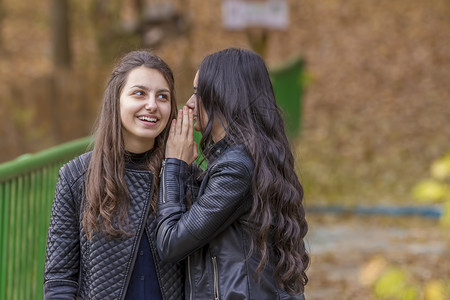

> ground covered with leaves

[{"left": 306, "top": 213, "right": 449, "bottom": 299}]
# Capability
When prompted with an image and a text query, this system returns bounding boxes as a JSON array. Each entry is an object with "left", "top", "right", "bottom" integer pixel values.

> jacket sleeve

[
  {"left": 156, "top": 153, "right": 253, "bottom": 262},
  {"left": 43, "top": 166, "right": 80, "bottom": 299}
]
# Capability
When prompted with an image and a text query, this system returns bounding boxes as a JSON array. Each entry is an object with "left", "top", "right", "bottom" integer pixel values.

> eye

[
  {"left": 132, "top": 90, "right": 145, "bottom": 96},
  {"left": 157, "top": 93, "right": 170, "bottom": 101}
]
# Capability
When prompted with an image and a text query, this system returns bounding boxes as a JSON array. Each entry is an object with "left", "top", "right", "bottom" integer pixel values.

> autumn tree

[{"left": 51, "top": 0, "right": 71, "bottom": 69}]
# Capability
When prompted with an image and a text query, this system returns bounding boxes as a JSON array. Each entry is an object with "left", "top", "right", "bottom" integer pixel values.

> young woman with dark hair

[
  {"left": 44, "top": 50, "right": 183, "bottom": 299},
  {"left": 156, "top": 48, "right": 309, "bottom": 299}
]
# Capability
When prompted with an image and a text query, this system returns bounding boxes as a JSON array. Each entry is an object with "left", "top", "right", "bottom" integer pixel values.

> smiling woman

[
  {"left": 120, "top": 66, "right": 172, "bottom": 153},
  {"left": 43, "top": 50, "right": 182, "bottom": 300}
]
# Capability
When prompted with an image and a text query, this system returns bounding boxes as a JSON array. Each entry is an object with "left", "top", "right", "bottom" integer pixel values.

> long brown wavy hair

[
  {"left": 196, "top": 48, "right": 309, "bottom": 294},
  {"left": 83, "top": 50, "right": 177, "bottom": 239}
]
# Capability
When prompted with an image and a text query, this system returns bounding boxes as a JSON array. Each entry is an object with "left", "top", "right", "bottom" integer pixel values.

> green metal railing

[{"left": 0, "top": 136, "right": 92, "bottom": 300}]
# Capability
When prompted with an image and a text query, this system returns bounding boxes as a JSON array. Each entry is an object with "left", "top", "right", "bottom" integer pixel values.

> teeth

[{"left": 139, "top": 116, "right": 157, "bottom": 122}]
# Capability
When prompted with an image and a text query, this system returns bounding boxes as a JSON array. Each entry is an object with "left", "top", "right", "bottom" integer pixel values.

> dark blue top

[
  {"left": 125, "top": 231, "right": 162, "bottom": 300},
  {"left": 124, "top": 150, "right": 163, "bottom": 300}
]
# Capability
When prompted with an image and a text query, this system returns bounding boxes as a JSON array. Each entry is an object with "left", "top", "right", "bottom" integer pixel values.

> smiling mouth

[{"left": 138, "top": 116, "right": 157, "bottom": 123}]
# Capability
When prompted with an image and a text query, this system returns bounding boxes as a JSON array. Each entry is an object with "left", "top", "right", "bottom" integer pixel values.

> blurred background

[{"left": 0, "top": 0, "right": 449, "bottom": 299}]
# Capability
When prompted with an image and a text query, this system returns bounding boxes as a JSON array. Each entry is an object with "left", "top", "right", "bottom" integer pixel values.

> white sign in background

[{"left": 222, "top": 0, "right": 289, "bottom": 30}]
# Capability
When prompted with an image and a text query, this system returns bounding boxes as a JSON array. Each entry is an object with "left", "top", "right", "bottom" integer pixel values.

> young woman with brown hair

[{"left": 44, "top": 50, "right": 183, "bottom": 300}]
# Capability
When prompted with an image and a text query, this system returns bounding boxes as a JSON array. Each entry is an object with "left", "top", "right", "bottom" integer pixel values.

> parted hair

[
  {"left": 83, "top": 50, "right": 177, "bottom": 239},
  {"left": 196, "top": 48, "right": 309, "bottom": 294}
]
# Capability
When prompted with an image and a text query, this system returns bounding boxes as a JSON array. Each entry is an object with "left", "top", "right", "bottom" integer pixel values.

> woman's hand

[{"left": 165, "top": 106, "right": 198, "bottom": 164}]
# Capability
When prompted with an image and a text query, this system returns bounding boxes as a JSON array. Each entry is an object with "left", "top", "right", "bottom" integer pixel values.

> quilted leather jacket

[
  {"left": 156, "top": 140, "right": 305, "bottom": 300},
  {"left": 44, "top": 152, "right": 184, "bottom": 300}
]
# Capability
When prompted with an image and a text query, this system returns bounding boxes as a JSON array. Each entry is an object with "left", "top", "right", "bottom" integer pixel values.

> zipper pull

[{"left": 159, "top": 159, "right": 166, "bottom": 177}]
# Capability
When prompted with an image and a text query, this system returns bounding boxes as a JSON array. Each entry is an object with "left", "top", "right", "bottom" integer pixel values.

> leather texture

[
  {"left": 44, "top": 152, "right": 184, "bottom": 300},
  {"left": 156, "top": 141, "right": 305, "bottom": 300}
]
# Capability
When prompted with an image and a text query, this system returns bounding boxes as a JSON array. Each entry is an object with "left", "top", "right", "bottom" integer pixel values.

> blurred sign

[{"left": 222, "top": 0, "right": 289, "bottom": 30}]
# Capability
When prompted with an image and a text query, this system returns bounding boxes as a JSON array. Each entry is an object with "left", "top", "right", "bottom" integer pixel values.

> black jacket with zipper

[
  {"left": 156, "top": 140, "right": 305, "bottom": 300},
  {"left": 44, "top": 152, "right": 184, "bottom": 300}
]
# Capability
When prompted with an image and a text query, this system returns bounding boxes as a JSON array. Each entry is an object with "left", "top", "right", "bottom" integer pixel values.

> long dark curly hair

[
  {"left": 196, "top": 48, "right": 309, "bottom": 294},
  {"left": 83, "top": 50, "right": 177, "bottom": 239}
]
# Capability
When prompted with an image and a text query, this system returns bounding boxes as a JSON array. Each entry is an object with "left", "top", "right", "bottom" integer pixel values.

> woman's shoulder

[
  {"left": 58, "top": 151, "right": 92, "bottom": 183},
  {"left": 222, "top": 143, "right": 251, "bottom": 158},
  {"left": 214, "top": 144, "right": 254, "bottom": 173}
]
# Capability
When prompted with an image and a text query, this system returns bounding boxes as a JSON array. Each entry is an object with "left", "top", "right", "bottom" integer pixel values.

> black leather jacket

[
  {"left": 44, "top": 152, "right": 184, "bottom": 300},
  {"left": 156, "top": 140, "right": 305, "bottom": 300}
]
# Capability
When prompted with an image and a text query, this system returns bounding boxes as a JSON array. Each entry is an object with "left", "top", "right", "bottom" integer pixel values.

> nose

[
  {"left": 145, "top": 94, "right": 157, "bottom": 111},
  {"left": 186, "top": 94, "right": 196, "bottom": 110}
]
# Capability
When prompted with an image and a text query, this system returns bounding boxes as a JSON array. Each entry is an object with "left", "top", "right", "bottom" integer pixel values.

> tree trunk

[
  {"left": 0, "top": 0, "right": 4, "bottom": 50},
  {"left": 51, "top": 0, "right": 71, "bottom": 69}
]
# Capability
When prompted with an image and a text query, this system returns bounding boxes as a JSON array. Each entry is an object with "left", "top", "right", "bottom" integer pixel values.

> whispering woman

[{"left": 156, "top": 48, "right": 309, "bottom": 299}]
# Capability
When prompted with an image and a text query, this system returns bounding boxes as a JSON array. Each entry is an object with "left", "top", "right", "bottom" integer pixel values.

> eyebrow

[
  {"left": 131, "top": 85, "right": 170, "bottom": 93},
  {"left": 158, "top": 88, "right": 170, "bottom": 94},
  {"left": 131, "top": 85, "right": 149, "bottom": 91}
]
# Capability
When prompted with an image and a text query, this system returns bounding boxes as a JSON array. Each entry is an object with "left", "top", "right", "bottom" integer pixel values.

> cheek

[
  {"left": 120, "top": 103, "right": 135, "bottom": 125},
  {"left": 201, "top": 111, "right": 209, "bottom": 128},
  {"left": 160, "top": 103, "right": 172, "bottom": 124},
  {"left": 119, "top": 99, "right": 127, "bottom": 122}
]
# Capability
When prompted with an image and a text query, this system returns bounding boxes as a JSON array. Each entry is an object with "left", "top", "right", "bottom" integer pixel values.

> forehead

[
  {"left": 125, "top": 66, "right": 169, "bottom": 89},
  {"left": 193, "top": 71, "right": 199, "bottom": 85}
]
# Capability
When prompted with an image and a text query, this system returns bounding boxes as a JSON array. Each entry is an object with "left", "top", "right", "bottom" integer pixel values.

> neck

[
  {"left": 124, "top": 139, "right": 155, "bottom": 154},
  {"left": 211, "top": 118, "right": 227, "bottom": 143},
  {"left": 212, "top": 129, "right": 226, "bottom": 143}
]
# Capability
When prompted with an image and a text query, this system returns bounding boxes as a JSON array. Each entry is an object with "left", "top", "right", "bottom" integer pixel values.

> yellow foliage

[
  {"left": 411, "top": 180, "right": 448, "bottom": 203},
  {"left": 400, "top": 287, "right": 419, "bottom": 300},
  {"left": 373, "top": 267, "right": 421, "bottom": 300},
  {"left": 424, "top": 280, "right": 448, "bottom": 300},
  {"left": 431, "top": 154, "right": 450, "bottom": 181},
  {"left": 439, "top": 201, "right": 450, "bottom": 228},
  {"left": 374, "top": 268, "right": 408, "bottom": 298}
]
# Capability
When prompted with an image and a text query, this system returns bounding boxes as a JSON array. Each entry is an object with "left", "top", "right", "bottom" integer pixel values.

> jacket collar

[{"left": 206, "top": 138, "right": 229, "bottom": 165}]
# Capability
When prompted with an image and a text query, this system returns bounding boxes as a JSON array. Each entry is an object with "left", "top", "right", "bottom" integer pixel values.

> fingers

[
  {"left": 182, "top": 106, "right": 189, "bottom": 134},
  {"left": 176, "top": 106, "right": 194, "bottom": 137},
  {"left": 176, "top": 108, "right": 183, "bottom": 135},
  {"left": 188, "top": 108, "right": 194, "bottom": 142},
  {"left": 169, "top": 118, "right": 176, "bottom": 137},
  {"left": 166, "top": 106, "right": 197, "bottom": 164}
]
